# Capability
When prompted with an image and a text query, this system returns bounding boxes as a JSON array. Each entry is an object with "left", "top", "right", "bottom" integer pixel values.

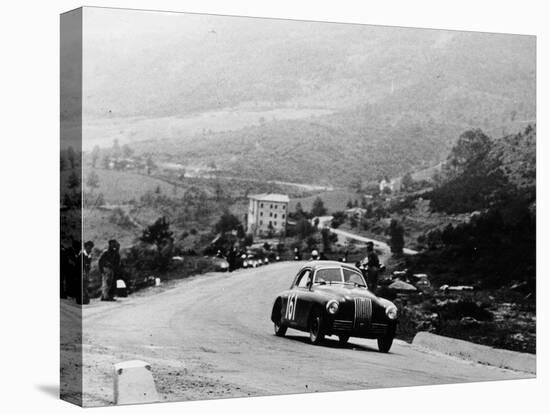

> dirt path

[{"left": 76, "top": 262, "right": 530, "bottom": 406}]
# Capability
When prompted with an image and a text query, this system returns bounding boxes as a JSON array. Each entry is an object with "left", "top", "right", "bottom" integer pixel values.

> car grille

[
  {"left": 332, "top": 319, "right": 353, "bottom": 331},
  {"left": 354, "top": 297, "right": 373, "bottom": 328},
  {"left": 370, "top": 323, "right": 389, "bottom": 336}
]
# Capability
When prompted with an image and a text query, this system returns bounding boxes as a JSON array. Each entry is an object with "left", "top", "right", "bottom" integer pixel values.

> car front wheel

[
  {"left": 274, "top": 319, "right": 287, "bottom": 337},
  {"left": 377, "top": 334, "right": 394, "bottom": 353},
  {"left": 273, "top": 301, "right": 287, "bottom": 337},
  {"left": 309, "top": 310, "right": 325, "bottom": 345},
  {"left": 338, "top": 335, "right": 350, "bottom": 345}
]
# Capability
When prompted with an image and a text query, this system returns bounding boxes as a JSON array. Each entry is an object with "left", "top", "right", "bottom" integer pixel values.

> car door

[{"left": 284, "top": 268, "right": 312, "bottom": 329}]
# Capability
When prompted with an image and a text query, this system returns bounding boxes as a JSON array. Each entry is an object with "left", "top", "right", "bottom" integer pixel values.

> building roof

[{"left": 248, "top": 193, "right": 289, "bottom": 203}]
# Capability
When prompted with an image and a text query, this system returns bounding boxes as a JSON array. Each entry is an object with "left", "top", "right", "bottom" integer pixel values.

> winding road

[
  {"left": 330, "top": 228, "right": 418, "bottom": 255},
  {"left": 73, "top": 261, "right": 531, "bottom": 406}
]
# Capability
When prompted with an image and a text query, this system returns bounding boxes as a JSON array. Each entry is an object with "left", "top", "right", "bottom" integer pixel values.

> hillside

[{"left": 81, "top": 9, "right": 535, "bottom": 187}]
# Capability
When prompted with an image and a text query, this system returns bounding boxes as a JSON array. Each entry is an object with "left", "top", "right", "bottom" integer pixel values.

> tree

[
  {"left": 243, "top": 233, "right": 254, "bottom": 246},
  {"left": 112, "top": 139, "right": 121, "bottom": 158},
  {"left": 140, "top": 216, "right": 174, "bottom": 271},
  {"left": 296, "top": 218, "right": 315, "bottom": 240},
  {"left": 101, "top": 155, "right": 111, "bottom": 169},
  {"left": 331, "top": 211, "right": 346, "bottom": 229},
  {"left": 321, "top": 228, "right": 333, "bottom": 252},
  {"left": 294, "top": 202, "right": 304, "bottom": 219},
  {"left": 86, "top": 171, "right": 100, "bottom": 192},
  {"left": 67, "top": 170, "right": 80, "bottom": 190},
  {"left": 214, "top": 182, "right": 224, "bottom": 202},
  {"left": 141, "top": 216, "right": 174, "bottom": 246},
  {"left": 388, "top": 219, "right": 405, "bottom": 254},
  {"left": 311, "top": 197, "right": 327, "bottom": 217},
  {"left": 121, "top": 144, "right": 134, "bottom": 158},
  {"left": 146, "top": 154, "right": 155, "bottom": 175},
  {"left": 60, "top": 152, "right": 67, "bottom": 171},
  {"left": 66, "top": 146, "right": 77, "bottom": 169},
  {"left": 445, "top": 129, "right": 492, "bottom": 178},
  {"left": 402, "top": 172, "right": 415, "bottom": 191},
  {"left": 91, "top": 145, "right": 100, "bottom": 168},
  {"left": 214, "top": 211, "right": 241, "bottom": 234}
]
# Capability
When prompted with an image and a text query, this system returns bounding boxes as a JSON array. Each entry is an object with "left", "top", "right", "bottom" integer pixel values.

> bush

[
  {"left": 434, "top": 299, "right": 493, "bottom": 322},
  {"left": 109, "top": 207, "right": 135, "bottom": 228}
]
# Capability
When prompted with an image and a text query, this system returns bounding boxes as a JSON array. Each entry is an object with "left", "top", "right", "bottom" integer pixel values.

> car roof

[{"left": 301, "top": 260, "right": 360, "bottom": 272}]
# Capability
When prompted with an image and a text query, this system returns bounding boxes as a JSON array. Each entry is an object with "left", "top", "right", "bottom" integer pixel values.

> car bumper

[{"left": 329, "top": 318, "right": 396, "bottom": 339}]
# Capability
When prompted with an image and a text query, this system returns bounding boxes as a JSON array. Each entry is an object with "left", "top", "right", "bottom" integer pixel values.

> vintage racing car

[{"left": 270, "top": 261, "right": 398, "bottom": 352}]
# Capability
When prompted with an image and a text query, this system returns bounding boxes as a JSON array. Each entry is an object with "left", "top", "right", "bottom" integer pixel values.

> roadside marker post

[{"left": 113, "top": 360, "right": 160, "bottom": 405}]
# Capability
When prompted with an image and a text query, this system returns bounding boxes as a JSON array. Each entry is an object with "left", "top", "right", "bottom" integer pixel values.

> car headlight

[
  {"left": 326, "top": 300, "right": 339, "bottom": 314},
  {"left": 385, "top": 305, "right": 398, "bottom": 320}
]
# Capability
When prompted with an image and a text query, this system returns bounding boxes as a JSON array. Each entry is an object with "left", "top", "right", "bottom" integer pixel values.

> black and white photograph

[{"left": 57, "top": 5, "right": 539, "bottom": 407}]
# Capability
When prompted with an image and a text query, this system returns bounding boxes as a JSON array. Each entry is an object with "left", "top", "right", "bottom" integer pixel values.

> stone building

[{"left": 246, "top": 193, "right": 289, "bottom": 236}]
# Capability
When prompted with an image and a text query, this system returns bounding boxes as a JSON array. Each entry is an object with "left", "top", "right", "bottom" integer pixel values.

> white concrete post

[{"left": 113, "top": 360, "right": 160, "bottom": 405}]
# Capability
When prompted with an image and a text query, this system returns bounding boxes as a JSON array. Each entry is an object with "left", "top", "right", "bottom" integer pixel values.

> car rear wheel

[
  {"left": 309, "top": 310, "right": 325, "bottom": 345},
  {"left": 338, "top": 335, "right": 350, "bottom": 345},
  {"left": 377, "top": 334, "right": 394, "bottom": 353}
]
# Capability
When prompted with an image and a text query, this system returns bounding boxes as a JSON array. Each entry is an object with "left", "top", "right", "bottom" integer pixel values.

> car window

[
  {"left": 296, "top": 269, "right": 312, "bottom": 288},
  {"left": 314, "top": 268, "right": 343, "bottom": 284},
  {"left": 343, "top": 268, "right": 366, "bottom": 286}
]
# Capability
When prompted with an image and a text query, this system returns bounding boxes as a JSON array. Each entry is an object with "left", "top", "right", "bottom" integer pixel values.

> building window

[
  {"left": 283, "top": 205, "right": 286, "bottom": 210},
  {"left": 270, "top": 204, "right": 273, "bottom": 209},
  {"left": 274, "top": 221, "right": 277, "bottom": 227},
  {"left": 260, "top": 212, "right": 263, "bottom": 216},
  {"left": 275, "top": 204, "right": 278, "bottom": 209},
  {"left": 261, "top": 203, "right": 263, "bottom": 208},
  {"left": 282, "top": 214, "right": 285, "bottom": 219},
  {"left": 274, "top": 213, "right": 277, "bottom": 218},
  {"left": 260, "top": 220, "right": 263, "bottom": 225},
  {"left": 269, "top": 212, "right": 272, "bottom": 217}
]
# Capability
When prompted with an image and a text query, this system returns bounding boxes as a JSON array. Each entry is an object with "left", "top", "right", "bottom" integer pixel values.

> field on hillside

[
  {"left": 82, "top": 207, "right": 138, "bottom": 248},
  {"left": 83, "top": 169, "right": 185, "bottom": 204},
  {"left": 83, "top": 106, "right": 334, "bottom": 150},
  {"left": 289, "top": 189, "right": 362, "bottom": 214}
]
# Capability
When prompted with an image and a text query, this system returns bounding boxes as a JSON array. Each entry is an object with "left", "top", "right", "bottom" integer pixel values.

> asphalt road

[{"left": 77, "top": 261, "right": 531, "bottom": 406}]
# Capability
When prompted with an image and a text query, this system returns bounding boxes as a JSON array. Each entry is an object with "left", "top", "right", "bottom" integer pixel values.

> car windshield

[
  {"left": 313, "top": 266, "right": 367, "bottom": 287},
  {"left": 314, "top": 268, "right": 342, "bottom": 284},
  {"left": 343, "top": 268, "right": 366, "bottom": 287}
]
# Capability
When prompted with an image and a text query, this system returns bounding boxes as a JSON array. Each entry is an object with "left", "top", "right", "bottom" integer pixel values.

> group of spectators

[{"left": 60, "top": 239, "right": 122, "bottom": 304}]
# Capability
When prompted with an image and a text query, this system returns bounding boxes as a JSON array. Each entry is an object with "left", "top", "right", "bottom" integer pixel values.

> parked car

[
  {"left": 270, "top": 261, "right": 398, "bottom": 352},
  {"left": 211, "top": 256, "right": 229, "bottom": 272}
]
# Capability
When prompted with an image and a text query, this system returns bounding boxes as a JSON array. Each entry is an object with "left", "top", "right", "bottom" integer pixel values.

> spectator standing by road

[
  {"left": 60, "top": 245, "right": 69, "bottom": 299},
  {"left": 98, "top": 239, "right": 121, "bottom": 301},
  {"left": 227, "top": 246, "right": 237, "bottom": 272},
  {"left": 362, "top": 241, "right": 381, "bottom": 292},
  {"left": 63, "top": 240, "right": 80, "bottom": 300},
  {"left": 76, "top": 241, "right": 94, "bottom": 305}
]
